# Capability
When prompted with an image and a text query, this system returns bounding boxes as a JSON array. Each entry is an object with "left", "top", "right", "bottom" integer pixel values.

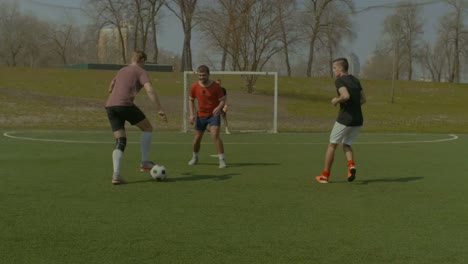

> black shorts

[{"left": 106, "top": 105, "right": 146, "bottom": 131}]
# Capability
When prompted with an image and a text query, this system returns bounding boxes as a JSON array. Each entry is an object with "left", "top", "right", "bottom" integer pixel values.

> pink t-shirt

[{"left": 105, "top": 65, "right": 150, "bottom": 107}]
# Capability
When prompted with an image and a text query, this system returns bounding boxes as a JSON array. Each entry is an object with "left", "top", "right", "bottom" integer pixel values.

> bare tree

[
  {"left": 0, "top": 1, "right": 91, "bottom": 67},
  {"left": 47, "top": 23, "right": 78, "bottom": 65},
  {"left": 197, "top": 0, "right": 288, "bottom": 91},
  {"left": 383, "top": 13, "right": 404, "bottom": 80},
  {"left": 237, "top": 0, "right": 288, "bottom": 91},
  {"left": 419, "top": 42, "right": 446, "bottom": 82},
  {"left": 88, "top": 0, "right": 132, "bottom": 64},
  {"left": 436, "top": 13, "right": 456, "bottom": 82},
  {"left": 79, "top": 22, "right": 102, "bottom": 64},
  {"left": 165, "top": 0, "right": 198, "bottom": 71},
  {"left": 240, "top": 0, "right": 285, "bottom": 70},
  {"left": 196, "top": 0, "right": 242, "bottom": 71},
  {"left": 0, "top": 2, "right": 28, "bottom": 66},
  {"left": 361, "top": 45, "right": 394, "bottom": 80},
  {"left": 22, "top": 18, "right": 50, "bottom": 67},
  {"left": 444, "top": 0, "right": 467, "bottom": 83},
  {"left": 149, "top": 0, "right": 166, "bottom": 63},
  {"left": 319, "top": 1, "right": 354, "bottom": 77},
  {"left": 274, "top": 0, "right": 300, "bottom": 77},
  {"left": 397, "top": 2, "right": 424, "bottom": 80},
  {"left": 302, "top": 0, "right": 354, "bottom": 77},
  {"left": 131, "top": 0, "right": 165, "bottom": 61}
]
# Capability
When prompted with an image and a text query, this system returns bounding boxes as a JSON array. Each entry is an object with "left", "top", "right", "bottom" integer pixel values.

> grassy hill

[{"left": 1, "top": 66, "right": 467, "bottom": 133}]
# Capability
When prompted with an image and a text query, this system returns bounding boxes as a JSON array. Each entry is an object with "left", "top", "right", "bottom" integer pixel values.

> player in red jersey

[{"left": 187, "top": 65, "right": 227, "bottom": 168}]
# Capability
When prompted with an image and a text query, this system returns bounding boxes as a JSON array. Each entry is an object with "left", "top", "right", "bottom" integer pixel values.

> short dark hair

[
  {"left": 197, "top": 65, "right": 210, "bottom": 75},
  {"left": 333, "top": 58, "right": 349, "bottom": 71}
]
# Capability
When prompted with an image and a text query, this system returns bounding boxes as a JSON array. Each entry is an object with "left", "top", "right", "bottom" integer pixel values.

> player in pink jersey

[{"left": 105, "top": 50, "right": 167, "bottom": 185}]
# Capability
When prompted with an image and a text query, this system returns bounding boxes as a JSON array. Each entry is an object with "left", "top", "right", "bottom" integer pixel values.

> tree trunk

[
  {"left": 221, "top": 49, "right": 227, "bottom": 71},
  {"left": 151, "top": 18, "right": 159, "bottom": 63},
  {"left": 306, "top": 35, "right": 317, "bottom": 77},
  {"left": 133, "top": 17, "right": 139, "bottom": 51},
  {"left": 182, "top": 27, "right": 192, "bottom": 71},
  {"left": 116, "top": 26, "right": 127, "bottom": 64},
  {"left": 453, "top": 27, "right": 460, "bottom": 83},
  {"left": 284, "top": 45, "right": 292, "bottom": 77}
]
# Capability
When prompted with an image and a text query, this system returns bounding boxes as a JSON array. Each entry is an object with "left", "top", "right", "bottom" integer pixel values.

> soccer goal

[{"left": 182, "top": 71, "right": 279, "bottom": 133}]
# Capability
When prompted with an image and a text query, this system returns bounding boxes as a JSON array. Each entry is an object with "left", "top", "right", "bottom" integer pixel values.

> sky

[{"left": 15, "top": 0, "right": 454, "bottom": 68}]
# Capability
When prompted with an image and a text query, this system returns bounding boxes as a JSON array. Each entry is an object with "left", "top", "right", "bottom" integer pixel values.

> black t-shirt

[{"left": 335, "top": 75, "right": 363, "bottom": 126}]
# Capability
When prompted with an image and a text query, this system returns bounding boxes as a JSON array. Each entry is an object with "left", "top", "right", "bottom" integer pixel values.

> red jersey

[{"left": 190, "top": 81, "right": 225, "bottom": 117}]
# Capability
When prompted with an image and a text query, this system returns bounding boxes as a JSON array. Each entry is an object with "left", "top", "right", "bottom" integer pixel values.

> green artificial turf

[
  {"left": 1, "top": 67, "right": 468, "bottom": 263},
  {"left": 1, "top": 131, "right": 467, "bottom": 263}
]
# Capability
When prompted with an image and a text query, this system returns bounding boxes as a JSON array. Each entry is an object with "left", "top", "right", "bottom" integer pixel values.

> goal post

[{"left": 182, "top": 71, "right": 279, "bottom": 133}]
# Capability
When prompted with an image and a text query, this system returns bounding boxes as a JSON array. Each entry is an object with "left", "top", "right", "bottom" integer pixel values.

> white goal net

[{"left": 182, "top": 71, "right": 279, "bottom": 133}]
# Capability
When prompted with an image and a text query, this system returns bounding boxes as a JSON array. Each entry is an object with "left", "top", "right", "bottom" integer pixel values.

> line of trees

[
  {"left": 1, "top": 0, "right": 467, "bottom": 82},
  {"left": 362, "top": 0, "right": 468, "bottom": 82}
]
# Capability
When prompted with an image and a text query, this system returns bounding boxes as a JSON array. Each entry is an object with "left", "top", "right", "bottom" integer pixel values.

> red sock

[
  {"left": 348, "top": 160, "right": 355, "bottom": 167},
  {"left": 322, "top": 170, "right": 330, "bottom": 177}
]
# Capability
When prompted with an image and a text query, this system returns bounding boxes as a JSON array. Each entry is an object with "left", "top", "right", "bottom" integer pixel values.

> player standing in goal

[
  {"left": 188, "top": 65, "right": 227, "bottom": 168},
  {"left": 316, "top": 57, "right": 366, "bottom": 184},
  {"left": 105, "top": 50, "right": 167, "bottom": 185},
  {"left": 215, "top": 79, "right": 231, "bottom": 134}
]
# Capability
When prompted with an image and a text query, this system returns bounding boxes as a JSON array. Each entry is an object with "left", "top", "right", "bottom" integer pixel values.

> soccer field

[{"left": 1, "top": 131, "right": 467, "bottom": 264}]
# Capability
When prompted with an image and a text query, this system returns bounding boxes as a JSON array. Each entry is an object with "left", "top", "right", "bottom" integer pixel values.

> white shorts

[{"left": 329, "top": 122, "right": 362, "bottom": 145}]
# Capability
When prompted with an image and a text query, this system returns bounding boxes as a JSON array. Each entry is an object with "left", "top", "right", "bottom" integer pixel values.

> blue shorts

[{"left": 195, "top": 115, "right": 221, "bottom": 131}]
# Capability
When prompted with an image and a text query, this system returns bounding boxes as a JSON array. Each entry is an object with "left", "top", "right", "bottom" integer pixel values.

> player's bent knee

[
  {"left": 115, "top": 137, "right": 127, "bottom": 152},
  {"left": 136, "top": 119, "right": 153, "bottom": 132}
]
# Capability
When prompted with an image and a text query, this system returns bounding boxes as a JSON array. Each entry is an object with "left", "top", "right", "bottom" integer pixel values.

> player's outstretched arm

[
  {"left": 108, "top": 79, "right": 115, "bottom": 93},
  {"left": 143, "top": 82, "right": 167, "bottom": 122}
]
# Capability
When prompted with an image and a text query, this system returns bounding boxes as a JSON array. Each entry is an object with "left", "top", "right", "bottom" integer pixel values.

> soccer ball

[{"left": 150, "top": 164, "right": 168, "bottom": 181}]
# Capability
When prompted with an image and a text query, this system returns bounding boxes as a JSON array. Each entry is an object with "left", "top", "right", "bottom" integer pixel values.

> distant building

[
  {"left": 347, "top": 53, "right": 360, "bottom": 77},
  {"left": 98, "top": 22, "right": 131, "bottom": 64}
]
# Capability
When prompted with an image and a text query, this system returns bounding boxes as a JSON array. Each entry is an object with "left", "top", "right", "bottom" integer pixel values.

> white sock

[
  {"left": 193, "top": 152, "right": 199, "bottom": 159},
  {"left": 112, "top": 149, "right": 123, "bottom": 177},
  {"left": 218, "top": 153, "right": 225, "bottom": 160},
  {"left": 141, "top": 132, "right": 152, "bottom": 162}
]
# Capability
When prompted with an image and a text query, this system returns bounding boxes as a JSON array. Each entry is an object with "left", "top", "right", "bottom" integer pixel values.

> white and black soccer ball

[{"left": 150, "top": 164, "right": 167, "bottom": 181}]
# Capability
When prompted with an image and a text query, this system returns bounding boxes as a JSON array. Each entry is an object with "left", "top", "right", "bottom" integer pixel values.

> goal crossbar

[{"left": 182, "top": 71, "right": 278, "bottom": 133}]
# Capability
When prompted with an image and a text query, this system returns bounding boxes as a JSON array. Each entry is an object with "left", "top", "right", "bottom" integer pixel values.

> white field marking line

[
  {"left": 2, "top": 132, "right": 185, "bottom": 144},
  {"left": 354, "top": 134, "right": 458, "bottom": 144},
  {"left": 3, "top": 132, "right": 110, "bottom": 144},
  {"left": 2, "top": 131, "right": 459, "bottom": 145}
]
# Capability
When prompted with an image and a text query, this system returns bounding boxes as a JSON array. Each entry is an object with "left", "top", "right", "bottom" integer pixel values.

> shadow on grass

[
  {"left": 167, "top": 172, "right": 241, "bottom": 182},
  {"left": 124, "top": 172, "right": 241, "bottom": 184},
  {"left": 329, "top": 176, "right": 424, "bottom": 184},
  {"left": 356, "top": 176, "right": 424, "bottom": 185},
  {"left": 123, "top": 163, "right": 278, "bottom": 185},
  {"left": 192, "top": 162, "right": 280, "bottom": 167},
  {"left": 227, "top": 162, "right": 280, "bottom": 167}
]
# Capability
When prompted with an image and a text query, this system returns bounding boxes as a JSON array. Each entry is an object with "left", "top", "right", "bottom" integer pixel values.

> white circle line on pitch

[{"left": 2, "top": 131, "right": 459, "bottom": 145}]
